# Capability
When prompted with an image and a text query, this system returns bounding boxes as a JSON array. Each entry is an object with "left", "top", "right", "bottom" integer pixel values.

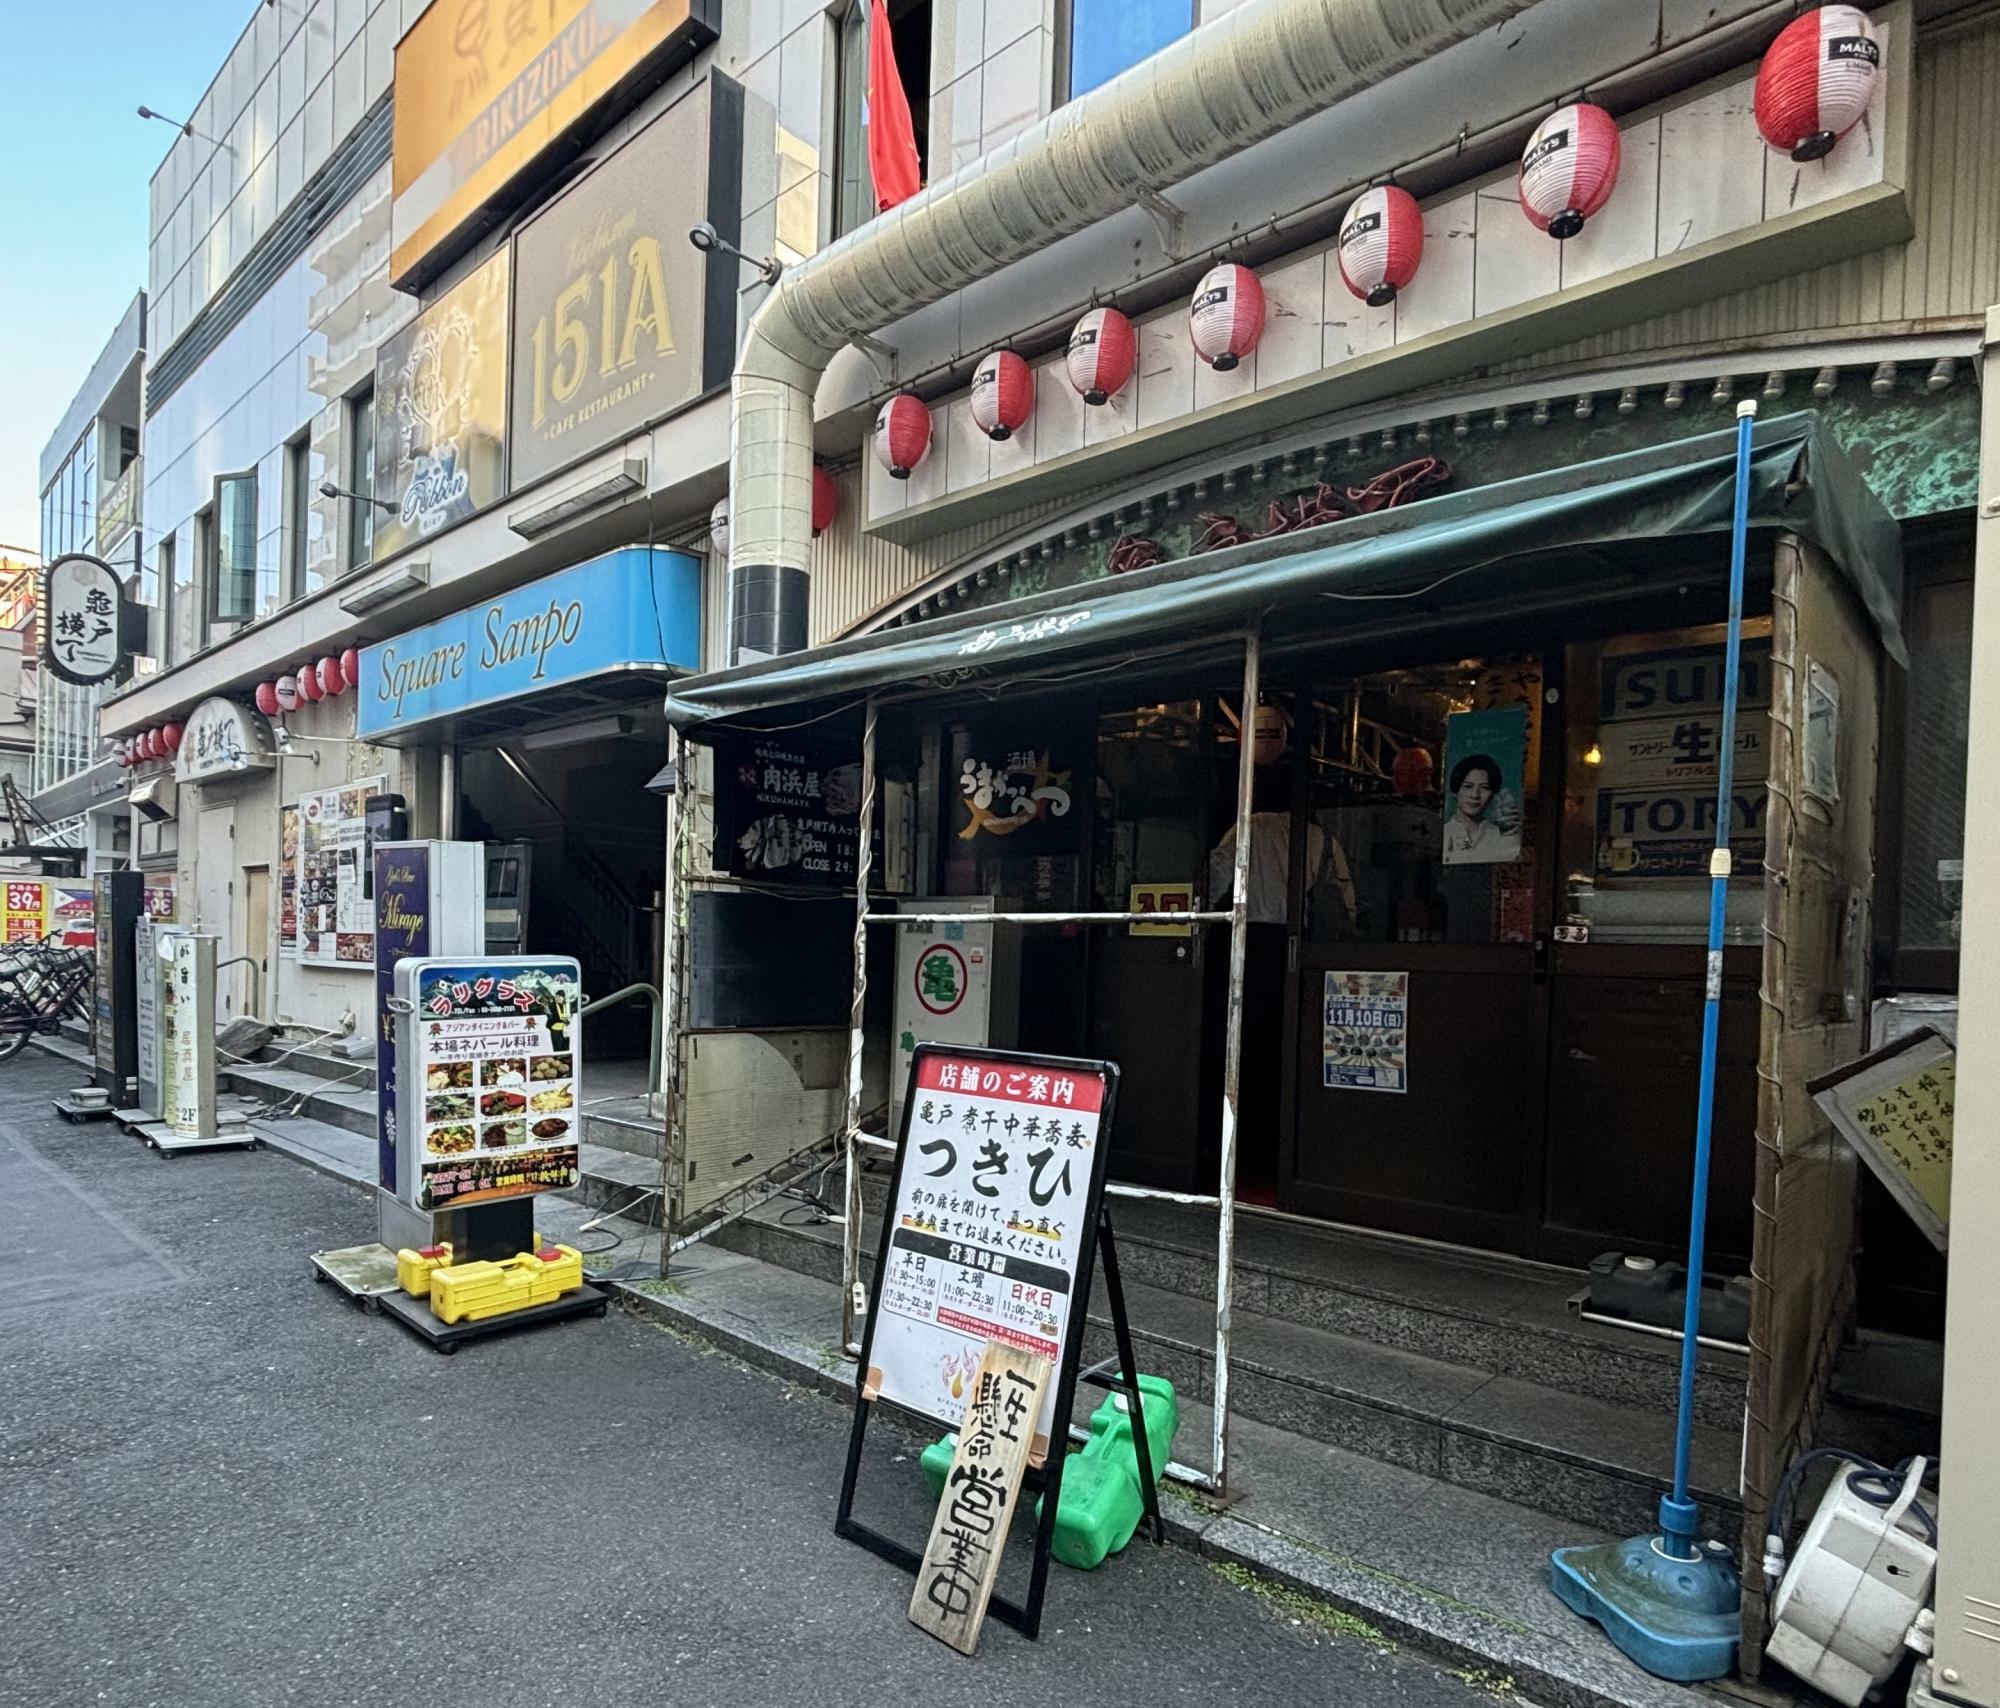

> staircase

[{"left": 709, "top": 1169, "right": 1935, "bottom": 1538}]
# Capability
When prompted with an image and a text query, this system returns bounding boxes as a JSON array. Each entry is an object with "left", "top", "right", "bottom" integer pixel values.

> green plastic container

[{"left": 918, "top": 1375, "right": 1179, "bottom": 1571}]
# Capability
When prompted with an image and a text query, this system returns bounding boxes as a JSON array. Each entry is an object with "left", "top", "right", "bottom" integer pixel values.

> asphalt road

[{"left": 2, "top": 1052, "right": 1502, "bottom": 1708}]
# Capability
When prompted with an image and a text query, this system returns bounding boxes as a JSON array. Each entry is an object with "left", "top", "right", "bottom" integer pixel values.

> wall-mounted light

[
  {"left": 688, "top": 221, "right": 782, "bottom": 287},
  {"left": 1583, "top": 743, "right": 1604, "bottom": 767},
  {"left": 319, "top": 479, "right": 396, "bottom": 514},
  {"left": 137, "top": 105, "right": 232, "bottom": 151}
]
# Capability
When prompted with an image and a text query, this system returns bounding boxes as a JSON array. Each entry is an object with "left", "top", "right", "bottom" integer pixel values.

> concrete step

[
  {"left": 218, "top": 1058, "right": 377, "bottom": 1134},
  {"left": 573, "top": 1144, "right": 663, "bottom": 1226},
  {"left": 579, "top": 1097, "right": 661, "bottom": 1160},
  {"left": 711, "top": 1191, "right": 1740, "bottom": 1539},
  {"left": 839, "top": 1166, "right": 1748, "bottom": 1431},
  {"left": 252, "top": 1039, "right": 377, "bottom": 1089}
]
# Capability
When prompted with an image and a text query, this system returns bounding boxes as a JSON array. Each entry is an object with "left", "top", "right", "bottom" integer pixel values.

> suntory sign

[{"left": 390, "top": 0, "right": 720, "bottom": 286}]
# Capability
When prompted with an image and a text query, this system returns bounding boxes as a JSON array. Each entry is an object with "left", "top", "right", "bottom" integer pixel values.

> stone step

[
  {"left": 573, "top": 1144, "right": 663, "bottom": 1226},
  {"left": 580, "top": 1099, "right": 662, "bottom": 1160},
  {"left": 217, "top": 1059, "right": 378, "bottom": 1135},
  {"left": 711, "top": 1194, "right": 1740, "bottom": 1538},
  {"left": 841, "top": 1167, "right": 1748, "bottom": 1430},
  {"left": 252, "top": 1039, "right": 378, "bottom": 1089}
]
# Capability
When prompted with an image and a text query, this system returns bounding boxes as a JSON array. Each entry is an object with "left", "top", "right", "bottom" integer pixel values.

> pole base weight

[{"left": 1550, "top": 1534, "right": 1741, "bottom": 1683}]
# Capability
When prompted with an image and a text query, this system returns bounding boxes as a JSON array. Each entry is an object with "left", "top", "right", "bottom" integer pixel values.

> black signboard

[{"left": 709, "top": 731, "right": 863, "bottom": 885}]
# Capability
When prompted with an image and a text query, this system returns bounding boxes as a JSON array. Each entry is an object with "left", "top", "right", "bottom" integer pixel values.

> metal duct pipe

[{"left": 726, "top": 0, "right": 1540, "bottom": 661}]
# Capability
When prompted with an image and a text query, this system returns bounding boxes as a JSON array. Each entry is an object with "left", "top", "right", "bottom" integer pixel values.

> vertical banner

[
  {"left": 1441, "top": 706, "right": 1527, "bottom": 865},
  {"left": 373, "top": 844, "right": 434, "bottom": 1194},
  {"left": 134, "top": 918, "right": 160, "bottom": 1118},
  {"left": 163, "top": 936, "right": 214, "bottom": 1138}
]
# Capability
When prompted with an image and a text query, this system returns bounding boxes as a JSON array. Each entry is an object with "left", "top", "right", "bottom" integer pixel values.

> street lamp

[
  {"left": 137, "top": 106, "right": 232, "bottom": 151},
  {"left": 318, "top": 481, "right": 396, "bottom": 515},
  {"left": 688, "top": 220, "right": 783, "bottom": 287}
]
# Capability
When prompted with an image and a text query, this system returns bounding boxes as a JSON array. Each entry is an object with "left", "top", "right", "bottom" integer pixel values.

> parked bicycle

[{"left": 0, "top": 934, "right": 95, "bottom": 1060}]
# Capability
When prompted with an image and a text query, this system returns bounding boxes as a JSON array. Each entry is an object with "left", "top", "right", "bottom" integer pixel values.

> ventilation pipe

[{"left": 726, "top": 0, "right": 1539, "bottom": 661}]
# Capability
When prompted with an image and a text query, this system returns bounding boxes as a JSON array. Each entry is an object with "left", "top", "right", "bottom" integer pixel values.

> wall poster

[
  {"left": 278, "top": 806, "right": 300, "bottom": 959},
  {"left": 1322, "top": 970, "right": 1410, "bottom": 1093},
  {"left": 292, "top": 777, "right": 385, "bottom": 966},
  {"left": 399, "top": 957, "right": 583, "bottom": 1212},
  {"left": 3, "top": 879, "right": 95, "bottom": 946},
  {"left": 872, "top": 1048, "right": 1115, "bottom": 1444},
  {"left": 1441, "top": 706, "right": 1526, "bottom": 866}
]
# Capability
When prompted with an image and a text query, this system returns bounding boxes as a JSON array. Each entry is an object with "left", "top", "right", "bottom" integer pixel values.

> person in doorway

[{"left": 1442, "top": 751, "right": 1522, "bottom": 864}]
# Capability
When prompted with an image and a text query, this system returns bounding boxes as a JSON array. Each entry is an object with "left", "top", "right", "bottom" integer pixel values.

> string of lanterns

[{"left": 863, "top": 6, "right": 1879, "bottom": 481}]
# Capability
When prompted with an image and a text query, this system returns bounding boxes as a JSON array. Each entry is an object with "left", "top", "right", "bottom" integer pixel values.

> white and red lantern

[
  {"left": 1067, "top": 307, "right": 1136, "bottom": 406},
  {"left": 970, "top": 349, "right": 1034, "bottom": 441},
  {"left": 255, "top": 681, "right": 280, "bottom": 716},
  {"left": 341, "top": 648, "right": 361, "bottom": 690},
  {"left": 873, "top": 393, "right": 932, "bottom": 481},
  {"left": 709, "top": 496, "right": 730, "bottom": 560},
  {"left": 1755, "top": 5, "right": 1880, "bottom": 162},
  {"left": 811, "top": 465, "right": 839, "bottom": 536},
  {"left": 139, "top": 730, "right": 158, "bottom": 760},
  {"left": 1338, "top": 184, "right": 1424, "bottom": 307},
  {"left": 161, "top": 722, "right": 184, "bottom": 757},
  {"left": 115, "top": 740, "right": 132, "bottom": 769},
  {"left": 296, "top": 662, "right": 324, "bottom": 704},
  {"left": 318, "top": 654, "right": 346, "bottom": 696},
  {"left": 275, "top": 675, "right": 301, "bottom": 713},
  {"left": 1518, "top": 102, "right": 1622, "bottom": 240},
  {"left": 1189, "top": 262, "right": 1265, "bottom": 371}
]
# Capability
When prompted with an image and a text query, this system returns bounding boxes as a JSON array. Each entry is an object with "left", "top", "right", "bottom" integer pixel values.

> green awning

[{"left": 667, "top": 413, "right": 1905, "bottom": 733}]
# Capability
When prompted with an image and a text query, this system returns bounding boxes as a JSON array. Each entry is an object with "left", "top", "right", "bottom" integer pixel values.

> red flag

[{"left": 866, "top": 0, "right": 923, "bottom": 213}]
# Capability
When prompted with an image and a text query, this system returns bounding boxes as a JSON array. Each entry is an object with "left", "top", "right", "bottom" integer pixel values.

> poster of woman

[{"left": 1441, "top": 705, "right": 1527, "bottom": 865}]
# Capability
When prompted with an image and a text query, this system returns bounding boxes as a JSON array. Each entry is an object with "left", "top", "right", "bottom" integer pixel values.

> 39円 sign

[{"left": 869, "top": 1048, "right": 1112, "bottom": 1445}]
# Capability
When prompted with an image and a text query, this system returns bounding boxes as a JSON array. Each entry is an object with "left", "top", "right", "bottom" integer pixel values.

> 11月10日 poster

[
  {"left": 873, "top": 1051, "right": 1111, "bottom": 1444},
  {"left": 1323, "top": 970, "right": 1409, "bottom": 1093}
]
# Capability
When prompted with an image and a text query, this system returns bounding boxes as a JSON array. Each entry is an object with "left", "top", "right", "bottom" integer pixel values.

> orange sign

[{"left": 390, "top": 0, "right": 716, "bottom": 286}]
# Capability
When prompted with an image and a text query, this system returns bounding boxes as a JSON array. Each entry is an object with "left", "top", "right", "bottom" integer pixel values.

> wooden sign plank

[{"left": 908, "top": 1339, "right": 1052, "bottom": 1656}]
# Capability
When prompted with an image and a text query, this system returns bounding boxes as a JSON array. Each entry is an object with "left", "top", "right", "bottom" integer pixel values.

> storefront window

[
  {"left": 1560, "top": 623, "right": 1770, "bottom": 946},
  {"left": 1299, "top": 657, "right": 1545, "bottom": 947}
]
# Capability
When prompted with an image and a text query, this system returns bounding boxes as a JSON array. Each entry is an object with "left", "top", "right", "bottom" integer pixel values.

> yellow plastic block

[
  {"left": 428, "top": 1244, "right": 584, "bottom": 1325},
  {"left": 395, "top": 1242, "right": 454, "bottom": 1296}
]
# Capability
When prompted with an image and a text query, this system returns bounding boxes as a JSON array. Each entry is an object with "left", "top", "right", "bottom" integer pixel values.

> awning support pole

[
  {"left": 1214, "top": 625, "right": 1261, "bottom": 1499},
  {"left": 840, "top": 696, "right": 880, "bottom": 1352}
]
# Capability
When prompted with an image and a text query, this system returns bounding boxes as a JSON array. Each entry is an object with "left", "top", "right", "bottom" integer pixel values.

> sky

[{"left": 0, "top": 2, "right": 252, "bottom": 556}]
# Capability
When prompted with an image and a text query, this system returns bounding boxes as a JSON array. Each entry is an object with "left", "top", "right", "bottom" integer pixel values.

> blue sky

[{"left": 0, "top": 2, "right": 252, "bottom": 554}]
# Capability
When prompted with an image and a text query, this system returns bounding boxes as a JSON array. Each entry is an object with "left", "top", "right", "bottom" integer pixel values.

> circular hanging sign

[
  {"left": 41, "top": 552, "right": 123, "bottom": 687},
  {"left": 914, "top": 943, "right": 969, "bottom": 1017}
]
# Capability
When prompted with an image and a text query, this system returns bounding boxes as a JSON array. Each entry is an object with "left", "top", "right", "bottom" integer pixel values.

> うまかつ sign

[{"left": 355, "top": 546, "right": 700, "bottom": 736}]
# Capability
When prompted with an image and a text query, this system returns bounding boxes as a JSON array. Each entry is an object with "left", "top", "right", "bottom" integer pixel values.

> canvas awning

[{"left": 667, "top": 413, "right": 1906, "bottom": 734}]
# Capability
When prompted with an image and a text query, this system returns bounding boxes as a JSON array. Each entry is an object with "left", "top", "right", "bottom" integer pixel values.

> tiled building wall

[{"left": 147, "top": 0, "right": 410, "bottom": 354}]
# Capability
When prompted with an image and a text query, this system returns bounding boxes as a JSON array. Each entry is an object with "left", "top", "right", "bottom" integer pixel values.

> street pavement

[{"left": 2, "top": 1053, "right": 1506, "bottom": 1708}]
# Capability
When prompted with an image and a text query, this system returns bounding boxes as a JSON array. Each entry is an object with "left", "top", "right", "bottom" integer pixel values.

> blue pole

[{"left": 1661, "top": 398, "right": 1759, "bottom": 1560}]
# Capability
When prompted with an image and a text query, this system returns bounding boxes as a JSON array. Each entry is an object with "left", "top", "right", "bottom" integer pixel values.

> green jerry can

[{"left": 919, "top": 1375, "right": 1179, "bottom": 1570}]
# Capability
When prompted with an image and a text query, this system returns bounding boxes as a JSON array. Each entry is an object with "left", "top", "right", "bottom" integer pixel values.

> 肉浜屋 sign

[{"left": 354, "top": 546, "right": 700, "bottom": 737}]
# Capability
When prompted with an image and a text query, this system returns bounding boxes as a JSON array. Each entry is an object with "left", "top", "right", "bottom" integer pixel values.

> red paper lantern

[
  {"left": 275, "top": 675, "right": 300, "bottom": 713},
  {"left": 1067, "top": 307, "right": 1136, "bottom": 406},
  {"left": 1755, "top": 5, "right": 1880, "bottom": 162},
  {"left": 873, "top": 393, "right": 932, "bottom": 481},
  {"left": 970, "top": 349, "right": 1034, "bottom": 441},
  {"left": 811, "top": 465, "right": 839, "bottom": 536},
  {"left": 1392, "top": 746, "right": 1436, "bottom": 799},
  {"left": 114, "top": 741, "right": 131, "bottom": 769},
  {"left": 297, "top": 662, "right": 324, "bottom": 703},
  {"left": 255, "top": 681, "right": 280, "bottom": 716},
  {"left": 1518, "top": 102, "right": 1622, "bottom": 239},
  {"left": 138, "top": 730, "right": 157, "bottom": 760},
  {"left": 318, "top": 654, "right": 346, "bottom": 696},
  {"left": 341, "top": 648, "right": 361, "bottom": 688},
  {"left": 709, "top": 496, "right": 730, "bottom": 559},
  {"left": 1189, "top": 262, "right": 1265, "bottom": 371},
  {"left": 161, "top": 722, "right": 184, "bottom": 756},
  {"left": 1338, "top": 185, "right": 1424, "bottom": 307}
]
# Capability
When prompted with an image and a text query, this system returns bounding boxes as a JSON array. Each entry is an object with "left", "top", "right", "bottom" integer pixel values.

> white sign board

[
  {"left": 163, "top": 935, "right": 214, "bottom": 1136},
  {"left": 41, "top": 552, "right": 122, "bottom": 685},
  {"left": 870, "top": 1048, "right": 1112, "bottom": 1443},
  {"left": 175, "top": 697, "right": 277, "bottom": 782}
]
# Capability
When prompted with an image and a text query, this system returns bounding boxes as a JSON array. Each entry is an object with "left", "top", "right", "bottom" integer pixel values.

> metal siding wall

[
  {"left": 1506, "top": 17, "right": 2000, "bottom": 372},
  {"left": 807, "top": 466, "right": 1072, "bottom": 643}
]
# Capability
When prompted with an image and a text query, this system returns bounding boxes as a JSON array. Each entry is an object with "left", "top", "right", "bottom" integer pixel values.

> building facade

[
  {"left": 83, "top": 0, "right": 1994, "bottom": 1692},
  {"left": 35, "top": 293, "right": 145, "bottom": 873}
]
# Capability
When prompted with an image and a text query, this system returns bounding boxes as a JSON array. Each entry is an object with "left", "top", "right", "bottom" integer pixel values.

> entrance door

[
  {"left": 240, "top": 865, "right": 270, "bottom": 1023},
  {"left": 1280, "top": 660, "right": 1547, "bottom": 1253},
  {"left": 194, "top": 801, "right": 234, "bottom": 938}
]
